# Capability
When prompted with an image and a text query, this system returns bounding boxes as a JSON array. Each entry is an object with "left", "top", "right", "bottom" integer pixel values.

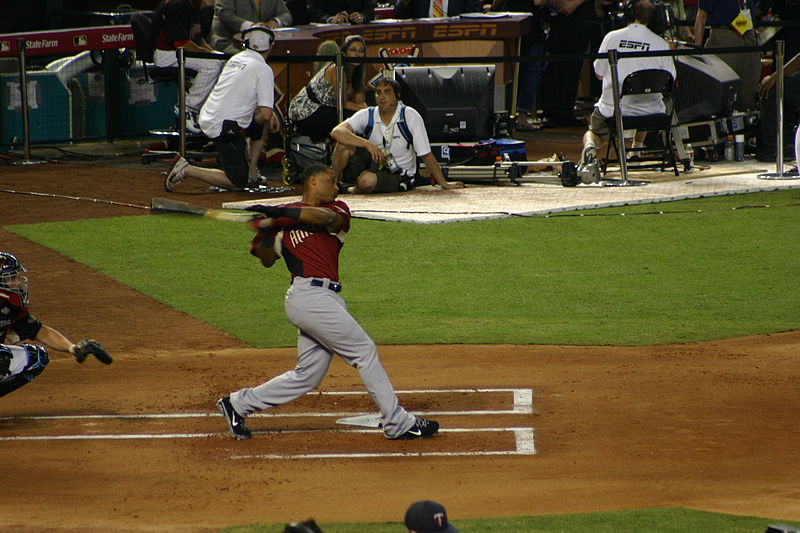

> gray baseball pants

[{"left": 231, "top": 277, "right": 416, "bottom": 438}]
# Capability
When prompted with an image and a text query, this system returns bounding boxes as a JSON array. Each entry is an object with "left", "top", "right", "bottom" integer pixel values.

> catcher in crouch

[{"left": 0, "top": 252, "right": 112, "bottom": 398}]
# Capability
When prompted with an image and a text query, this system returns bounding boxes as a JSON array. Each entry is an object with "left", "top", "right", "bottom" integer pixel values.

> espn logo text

[
  {"left": 432, "top": 23, "right": 497, "bottom": 38},
  {"left": 361, "top": 26, "right": 417, "bottom": 42},
  {"left": 618, "top": 40, "right": 650, "bottom": 51}
]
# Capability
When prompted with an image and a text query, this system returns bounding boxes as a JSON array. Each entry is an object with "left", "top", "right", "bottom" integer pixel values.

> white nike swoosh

[{"left": 407, "top": 429, "right": 422, "bottom": 436}]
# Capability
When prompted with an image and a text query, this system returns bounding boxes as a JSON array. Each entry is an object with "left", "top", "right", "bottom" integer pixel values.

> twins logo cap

[
  {"left": 404, "top": 501, "right": 459, "bottom": 533},
  {"left": 242, "top": 27, "right": 275, "bottom": 51}
]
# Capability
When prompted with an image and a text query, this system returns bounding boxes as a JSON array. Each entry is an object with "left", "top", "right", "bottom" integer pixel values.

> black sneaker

[
  {"left": 216, "top": 396, "right": 252, "bottom": 440},
  {"left": 391, "top": 418, "right": 439, "bottom": 440}
]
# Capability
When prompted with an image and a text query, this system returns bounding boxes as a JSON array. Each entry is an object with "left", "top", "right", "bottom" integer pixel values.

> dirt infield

[{"left": 2, "top": 162, "right": 800, "bottom": 532}]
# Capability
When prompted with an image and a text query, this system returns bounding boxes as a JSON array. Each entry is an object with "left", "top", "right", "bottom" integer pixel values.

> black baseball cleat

[
  {"left": 216, "top": 396, "right": 252, "bottom": 440},
  {"left": 391, "top": 417, "right": 439, "bottom": 440}
]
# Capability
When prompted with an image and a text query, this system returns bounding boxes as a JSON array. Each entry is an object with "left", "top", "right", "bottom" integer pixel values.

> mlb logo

[
  {"left": 0, "top": 41, "right": 10, "bottom": 53},
  {"left": 73, "top": 35, "right": 88, "bottom": 46}
]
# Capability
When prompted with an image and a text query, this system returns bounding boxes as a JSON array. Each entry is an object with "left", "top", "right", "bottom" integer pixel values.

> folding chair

[
  {"left": 130, "top": 12, "right": 210, "bottom": 164},
  {"left": 604, "top": 69, "right": 679, "bottom": 176}
]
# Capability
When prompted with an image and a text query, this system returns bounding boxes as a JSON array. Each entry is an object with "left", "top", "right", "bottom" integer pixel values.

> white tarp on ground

[{"left": 224, "top": 160, "right": 800, "bottom": 224}]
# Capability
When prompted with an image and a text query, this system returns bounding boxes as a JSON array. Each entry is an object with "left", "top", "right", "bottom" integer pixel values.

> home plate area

[{"left": 0, "top": 388, "right": 535, "bottom": 459}]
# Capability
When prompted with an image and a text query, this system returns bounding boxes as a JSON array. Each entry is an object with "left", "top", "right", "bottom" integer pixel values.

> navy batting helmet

[{"left": 0, "top": 252, "right": 29, "bottom": 306}]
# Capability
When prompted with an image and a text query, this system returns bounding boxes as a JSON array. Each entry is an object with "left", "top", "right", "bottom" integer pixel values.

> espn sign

[
  {"left": 432, "top": 23, "right": 497, "bottom": 38},
  {"left": 360, "top": 26, "right": 418, "bottom": 42}
]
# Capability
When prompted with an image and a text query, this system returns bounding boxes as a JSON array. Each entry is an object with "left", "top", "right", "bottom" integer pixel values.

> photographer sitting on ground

[{"left": 330, "top": 78, "right": 464, "bottom": 193}]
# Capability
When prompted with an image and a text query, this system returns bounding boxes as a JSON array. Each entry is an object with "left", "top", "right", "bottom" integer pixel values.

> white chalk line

[
  {"left": 0, "top": 428, "right": 536, "bottom": 458},
  {"left": 0, "top": 388, "right": 533, "bottom": 421},
  {"left": 231, "top": 428, "right": 537, "bottom": 459},
  {"left": 0, "top": 388, "right": 536, "bottom": 458},
  {"left": 0, "top": 429, "right": 537, "bottom": 457}
]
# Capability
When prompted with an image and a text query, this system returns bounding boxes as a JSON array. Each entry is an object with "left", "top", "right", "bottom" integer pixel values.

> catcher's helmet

[
  {"left": 242, "top": 26, "right": 275, "bottom": 52},
  {"left": 0, "top": 252, "right": 29, "bottom": 306}
]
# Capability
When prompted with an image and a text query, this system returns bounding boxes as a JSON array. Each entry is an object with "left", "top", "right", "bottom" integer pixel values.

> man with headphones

[{"left": 164, "top": 27, "right": 281, "bottom": 192}]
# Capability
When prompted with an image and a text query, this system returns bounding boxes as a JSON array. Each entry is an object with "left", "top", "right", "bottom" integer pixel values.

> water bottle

[
  {"left": 724, "top": 135, "right": 735, "bottom": 161},
  {"left": 734, "top": 134, "right": 745, "bottom": 161}
]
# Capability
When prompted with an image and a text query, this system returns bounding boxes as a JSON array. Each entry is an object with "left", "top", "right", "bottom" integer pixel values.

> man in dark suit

[
  {"left": 309, "top": 0, "right": 376, "bottom": 23},
  {"left": 394, "top": 0, "right": 479, "bottom": 18},
  {"left": 211, "top": 0, "right": 293, "bottom": 54}
]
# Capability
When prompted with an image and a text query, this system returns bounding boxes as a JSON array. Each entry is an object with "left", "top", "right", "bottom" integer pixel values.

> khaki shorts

[{"left": 588, "top": 109, "right": 612, "bottom": 143}]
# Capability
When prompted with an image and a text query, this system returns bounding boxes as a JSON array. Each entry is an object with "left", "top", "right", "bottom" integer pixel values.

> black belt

[
  {"left": 310, "top": 278, "right": 342, "bottom": 293},
  {"left": 710, "top": 25, "right": 751, "bottom": 31}
]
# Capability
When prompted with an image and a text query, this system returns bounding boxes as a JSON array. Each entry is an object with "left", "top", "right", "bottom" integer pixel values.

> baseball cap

[
  {"left": 242, "top": 27, "right": 275, "bottom": 52},
  {"left": 404, "top": 500, "right": 459, "bottom": 533}
]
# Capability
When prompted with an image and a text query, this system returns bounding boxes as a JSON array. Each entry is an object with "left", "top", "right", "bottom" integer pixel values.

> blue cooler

[{"left": 485, "top": 138, "right": 527, "bottom": 161}]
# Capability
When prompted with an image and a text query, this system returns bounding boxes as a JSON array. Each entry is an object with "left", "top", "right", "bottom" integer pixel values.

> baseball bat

[{"left": 150, "top": 197, "right": 255, "bottom": 223}]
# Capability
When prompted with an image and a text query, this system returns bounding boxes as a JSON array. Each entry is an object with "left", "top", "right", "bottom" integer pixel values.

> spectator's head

[
  {"left": 340, "top": 34, "right": 367, "bottom": 56},
  {"left": 340, "top": 35, "right": 368, "bottom": 89},
  {"left": 374, "top": 77, "right": 401, "bottom": 112},
  {"left": 242, "top": 26, "right": 275, "bottom": 55},
  {"left": 314, "top": 40, "right": 339, "bottom": 73},
  {"left": 633, "top": 0, "right": 656, "bottom": 25},
  {"left": 283, "top": 518, "right": 325, "bottom": 533},
  {"left": 404, "top": 500, "right": 459, "bottom": 533}
]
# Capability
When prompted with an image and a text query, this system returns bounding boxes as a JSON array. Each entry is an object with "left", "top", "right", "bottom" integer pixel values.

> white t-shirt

[
  {"left": 593, "top": 23, "right": 676, "bottom": 118},
  {"left": 198, "top": 49, "right": 275, "bottom": 139},
  {"left": 345, "top": 104, "right": 432, "bottom": 176}
]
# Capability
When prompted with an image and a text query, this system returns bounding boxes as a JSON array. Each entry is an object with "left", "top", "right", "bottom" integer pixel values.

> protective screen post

[
  {"left": 177, "top": 47, "right": 188, "bottom": 157},
  {"left": 758, "top": 40, "right": 799, "bottom": 181},
  {"left": 608, "top": 48, "right": 628, "bottom": 183},
  {"left": 18, "top": 39, "right": 29, "bottom": 161},
  {"left": 336, "top": 49, "right": 345, "bottom": 124},
  {"left": 775, "top": 39, "right": 784, "bottom": 177},
  {"left": 12, "top": 38, "right": 45, "bottom": 167},
  {"left": 511, "top": 35, "right": 521, "bottom": 121}
]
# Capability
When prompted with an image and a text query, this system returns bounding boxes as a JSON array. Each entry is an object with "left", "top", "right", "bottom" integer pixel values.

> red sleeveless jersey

[{"left": 251, "top": 200, "right": 351, "bottom": 282}]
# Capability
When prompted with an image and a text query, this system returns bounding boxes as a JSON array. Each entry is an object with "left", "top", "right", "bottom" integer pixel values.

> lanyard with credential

[
  {"left": 382, "top": 123, "right": 395, "bottom": 154},
  {"left": 731, "top": 0, "right": 754, "bottom": 35}
]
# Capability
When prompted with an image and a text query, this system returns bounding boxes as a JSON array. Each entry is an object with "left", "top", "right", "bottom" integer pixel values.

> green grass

[
  {"left": 6, "top": 189, "right": 800, "bottom": 347},
  {"left": 219, "top": 507, "right": 800, "bottom": 532}
]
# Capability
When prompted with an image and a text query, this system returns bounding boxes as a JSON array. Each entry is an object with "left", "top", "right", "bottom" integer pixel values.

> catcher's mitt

[{"left": 71, "top": 339, "right": 113, "bottom": 365}]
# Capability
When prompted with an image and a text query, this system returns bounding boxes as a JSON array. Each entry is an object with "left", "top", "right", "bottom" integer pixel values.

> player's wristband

[{"left": 245, "top": 205, "right": 302, "bottom": 219}]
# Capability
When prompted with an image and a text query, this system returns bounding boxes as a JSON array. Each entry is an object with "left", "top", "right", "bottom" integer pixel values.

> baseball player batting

[
  {"left": 0, "top": 252, "right": 112, "bottom": 398},
  {"left": 216, "top": 164, "right": 439, "bottom": 440}
]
